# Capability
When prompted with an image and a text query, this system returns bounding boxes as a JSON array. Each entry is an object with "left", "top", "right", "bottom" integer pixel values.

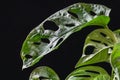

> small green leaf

[
  {"left": 75, "top": 48, "right": 109, "bottom": 68},
  {"left": 110, "top": 29, "right": 120, "bottom": 80},
  {"left": 83, "top": 29, "right": 116, "bottom": 54},
  {"left": 111, "top": 43, "right": 120, "bottom": 68},
  {"left": 75, "top": 29, "right": 115, "bottom": 68},
  {"left": 29, "top": 66, "right": 60, "bottom": 80},
  {"left": 110, "top": 43, "right": 120, "bottom": 80},
  {"left": 21, "top": 3, "right": 111, "bottom": 69},
  {"left": 65, "top": 66, "right": 110, "bottom": 80}
]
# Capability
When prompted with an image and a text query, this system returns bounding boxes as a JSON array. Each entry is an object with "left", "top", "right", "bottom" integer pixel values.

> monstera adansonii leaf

[
  {"left": 21, "top": 3, "right": 111, "bottom": 69},
  {"left": 65, "top": 66, "right": 110, "bottom": 80},
  {"left": 110, "top": 43, "right": 120, "bottom": 80},
  {"left": 29, "top": 66, "right": 60, "bottom": 80},
  {"left": 75, "top": 29, "right": 117, "bottom": 68},
  {"left": 110, "top": 30, "right": 120, "bottom": 80}
]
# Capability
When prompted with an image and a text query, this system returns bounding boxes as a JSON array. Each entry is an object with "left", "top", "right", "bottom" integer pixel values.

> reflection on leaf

[
  {"left": 21, "top": 3, "right": 111, "bottom": 69},
  {"left": 29, "top": 66, "right": 60, "bottom": 80},
  {"left": 75, "top": 29, "right": 115, "bottom": 68},
  {"left": 66, "top": 66, "right": 110, "bottom": 80}
]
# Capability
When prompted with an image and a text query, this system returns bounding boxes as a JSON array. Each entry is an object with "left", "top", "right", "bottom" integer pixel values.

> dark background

[{"left": 2, "top": 0, "right": 120, "bottom": 80}]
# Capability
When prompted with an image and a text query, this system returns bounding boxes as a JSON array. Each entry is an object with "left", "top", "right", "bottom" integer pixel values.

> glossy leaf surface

[
  {"left": 75, "top": 29, "right": 116, "bottom": 68},
  {"left": 110, "top": 43, "right": 120, "bottom": 80},
  {"left": 66, "top": 66, "right": 110, "bottom": 80},
  {"left": 29, "top": 66, "right": 60, "bottom": 80},
  {"left": 21, "top": 3, "right": 111, "bottom": 69}
]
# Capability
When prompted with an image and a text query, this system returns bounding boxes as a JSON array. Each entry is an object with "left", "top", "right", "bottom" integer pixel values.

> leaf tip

[
  {"left": 75, "top": 64, "right": 79, "bottom": 69},
  {"left": 22, "top": 65, "right": 27, "bottom": 70}
]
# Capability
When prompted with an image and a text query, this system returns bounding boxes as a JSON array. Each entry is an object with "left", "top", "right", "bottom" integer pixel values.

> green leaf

[
  {"left": 110, "top": 43, "right": 120, "bottom": 80},
  {"left": 75, "top": 48, "right": 109, "bottom": 68},
  {"left": 65, "top": 66, "right": 110, "bottom": 80},
  {"left": 29, "top": 66, "right": 60, "bottom": 80},
  {"left": 75, "top": 29, "right": 116, "bottom": 68},
  {"left": 113, "top": 29, "right": 120, "bottom": 43},
  {"left": 21, "top": 3, "right": 111, "bottom": 69}
]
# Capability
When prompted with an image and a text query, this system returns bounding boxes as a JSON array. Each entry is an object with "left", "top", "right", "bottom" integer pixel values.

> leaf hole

[
  {"left": 110, "top": 47, "right": 113, "bottom": 50},
  {"left": 50, "top": 45, "right": 53, "bottom": 48},
  {"left": 100, "top": 11, "right": 104, "bottom": 15},
  {"left": 65, "top": 23, "right": 75, "bottom": 27},
  {"left": 103, "top": 43, "right": 108, "bottom": 46},
  {"left": 68, "top": 11, "right": 78, "bottom": 18},
  {"left": 39, "top": 76, "right": 50, "bottom": 80},
  {"left": 91, "top": 39, "right": 101, "bottom": 43},
  {"left": 43, "top": 21, "right": 59, "bottom": 31},
  {"left": 25, "top": 55, "right": 32, "bottom": 59},
  {"left": 100, "top": 32, "right": 107, "bottom": 37},
  {"left": 115, "top": 77, "right": 117, "bottom": 80},
  {"left": 89, "top": 11, "right": 96, "bottom": 16},
  {"left": 85, "top": 46, "right": 95, "bottom": 55},
  {"left": 56, "top": 38, "right": 63, "bottom": 46},
  {"left": 86, "top": 70, "right": 100, "bottom": 74},
  {"left": 33, "top": 42, "right": 41, "bottom": 45},
  {"left": 41, "top": 38, "right": 50, "bottom": 44},
  {"left": 74, "top": 75, "right": 90, "bottom": 77}
]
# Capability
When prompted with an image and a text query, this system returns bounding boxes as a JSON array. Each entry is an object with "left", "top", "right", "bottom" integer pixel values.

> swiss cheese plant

[{"left": 20, "top": 3, "right": 120, "bottom": 80}]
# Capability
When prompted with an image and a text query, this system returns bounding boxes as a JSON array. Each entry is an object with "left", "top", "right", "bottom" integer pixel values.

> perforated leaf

[
  {"left": 113, "top": 29, "right": 120, "bottom": 43},
  {"left": 29, "top": 66, "right": 60, "bottom": 80},
  {"left": 65, "top": 66, "right": 110, "bottom": 80},
  {"left": 110, "top": 43, "right": 120, "bottom": 80},
  {"left": 75, "top": 29, "right": 116, "bottom": 68},
  {"left": 21, "top": 3, "right": 111, "bottom": 69}
]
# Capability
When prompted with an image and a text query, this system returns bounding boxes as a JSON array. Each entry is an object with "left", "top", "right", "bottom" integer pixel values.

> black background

[{"left": 2, "top": 0, "right": 120, "bottom": 80}]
